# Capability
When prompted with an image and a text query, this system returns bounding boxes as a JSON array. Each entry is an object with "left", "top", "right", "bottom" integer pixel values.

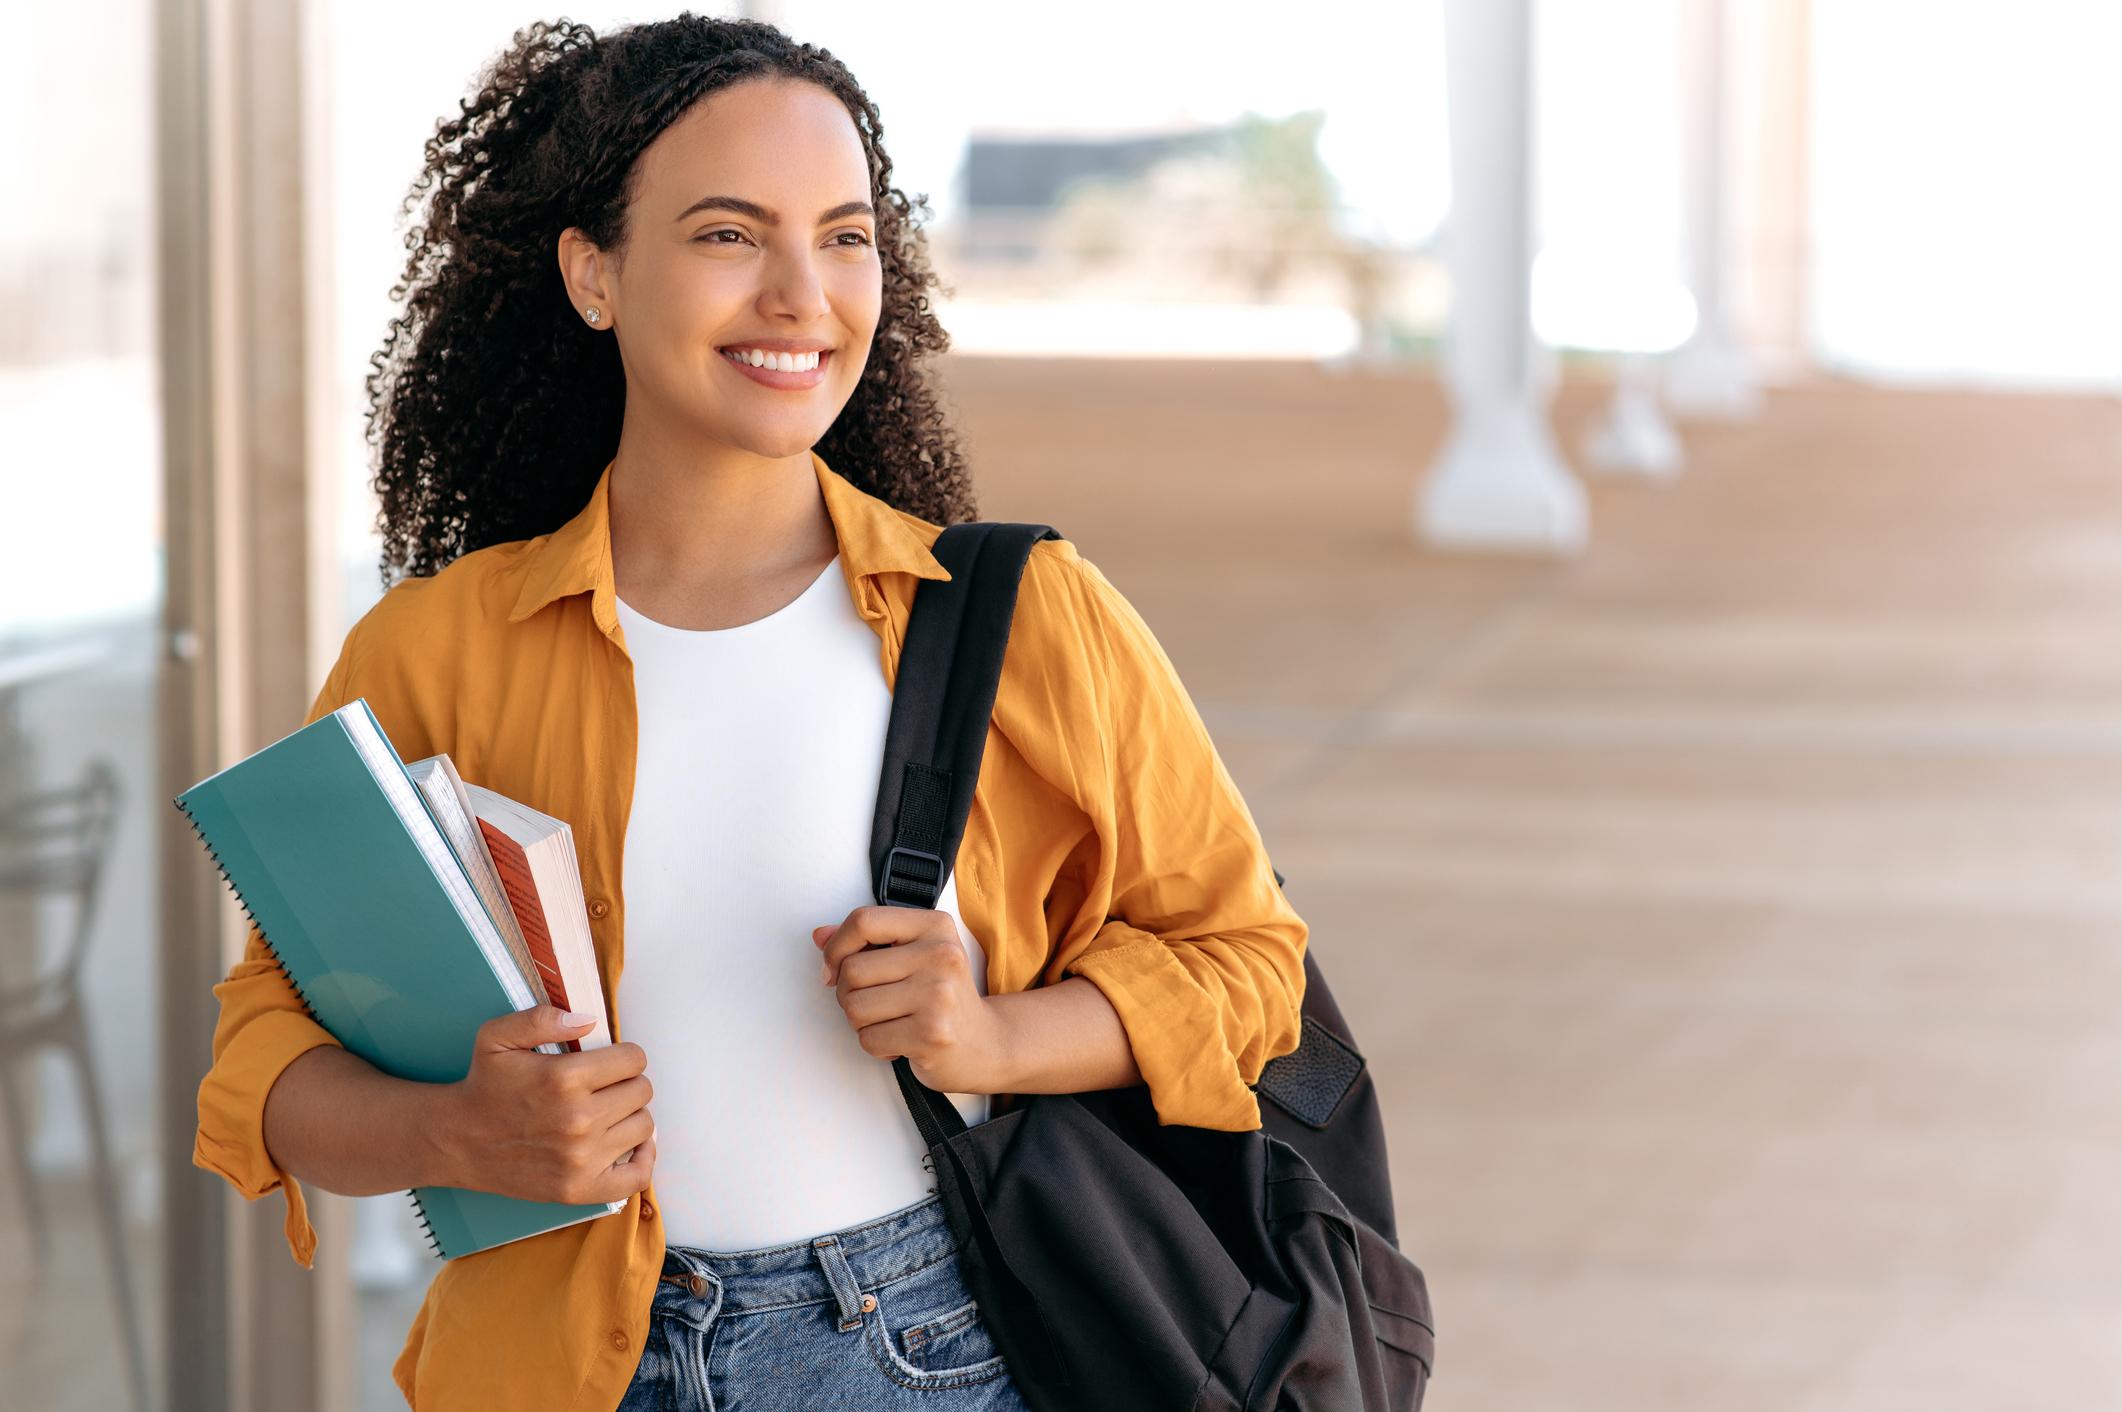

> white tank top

[{"left": 612, "top": 552, "right": 991, "bottom": 1253}]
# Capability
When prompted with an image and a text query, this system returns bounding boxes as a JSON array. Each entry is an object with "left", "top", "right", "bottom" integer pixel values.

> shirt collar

[{"left": 504, "top": 449, "right": 953, "bottom": 633}]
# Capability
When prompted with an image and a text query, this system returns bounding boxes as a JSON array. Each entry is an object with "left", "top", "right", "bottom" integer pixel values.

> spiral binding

[{"left": 407, "top": 1190, "right": 445, "bottom": 1258}]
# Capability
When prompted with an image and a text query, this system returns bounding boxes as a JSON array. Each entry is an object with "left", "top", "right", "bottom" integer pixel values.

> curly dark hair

[{"left": 362, "top": 12, "right": 977, "bottom": 587}]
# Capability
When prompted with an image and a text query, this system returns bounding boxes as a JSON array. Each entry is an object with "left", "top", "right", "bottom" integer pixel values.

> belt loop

[{"left": 811, "top": 1235, "right": 867, "bottom": 1333}]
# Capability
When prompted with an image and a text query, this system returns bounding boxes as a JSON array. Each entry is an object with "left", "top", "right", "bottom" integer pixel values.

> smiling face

[{"left": 559, "top": 77, "right": 882, "bottom": 460}]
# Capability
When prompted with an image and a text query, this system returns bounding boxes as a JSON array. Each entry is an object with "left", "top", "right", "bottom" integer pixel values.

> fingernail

[
  {"left": 561, "top": 1010, "right": 593, "bottom": 1027},
  {"left": 820, "top": 963, "right": 830, "bottom": 983}
]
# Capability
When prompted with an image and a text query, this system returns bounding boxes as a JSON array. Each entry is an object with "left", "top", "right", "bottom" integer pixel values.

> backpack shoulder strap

[
  {"left": 869, "top": 519, "right": 1060, "bottom": 1153},
  {"left": 868, "top": 520, "right": 1061, "bottom": 915},
  {"left": 866, "top": 520, "right": 1078, "bottom": 1392}
]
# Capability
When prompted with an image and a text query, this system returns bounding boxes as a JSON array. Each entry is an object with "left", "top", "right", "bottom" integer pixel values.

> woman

[{"left": 193, "top": 14, "right": 1308, "bottom": 1411}]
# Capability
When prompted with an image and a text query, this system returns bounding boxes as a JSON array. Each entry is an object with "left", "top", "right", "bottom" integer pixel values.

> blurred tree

[
  {"left": 1042, "top": 107, "right": 1399, "bottom": 348},
  {"left": 1228, "top": 108, "right": 1337, "bottom": 300}
]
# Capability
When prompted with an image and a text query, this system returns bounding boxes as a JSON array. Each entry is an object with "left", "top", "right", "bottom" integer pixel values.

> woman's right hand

[{"left": 439, "top": 1005, "right": 656, "bottom": 1205}]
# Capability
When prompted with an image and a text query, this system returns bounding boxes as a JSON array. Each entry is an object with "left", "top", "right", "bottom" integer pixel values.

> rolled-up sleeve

[
  {"left": 188, "top": 629, "right": 361, "bottom": 1269},
  {"left": 1052, "top": 552, "right": 1307, "bottom": 1131}
]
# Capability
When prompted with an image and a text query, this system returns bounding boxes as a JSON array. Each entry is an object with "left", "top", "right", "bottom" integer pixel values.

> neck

[{"left": 606, "top": 425, "right": 835, "bottom": 593}]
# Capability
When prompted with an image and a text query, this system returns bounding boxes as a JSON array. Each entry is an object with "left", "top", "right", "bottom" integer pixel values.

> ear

[{"left": 557, "top": 227, "right": 616, "bottom": 329}]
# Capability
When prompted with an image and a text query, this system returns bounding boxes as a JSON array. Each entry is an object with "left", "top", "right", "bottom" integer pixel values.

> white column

[
  {"left": 1585, "top": 352, "right": 1684, "bottom": 477},
  {"left": 1666, "top": 0, "right": 1761, "bottom": 417},
  {"left": 1420, "top": 0, "right": 1587, "bottom": 552},
  {"left": 1737, "top": 0, "right": 1816, "bottom": 381}
]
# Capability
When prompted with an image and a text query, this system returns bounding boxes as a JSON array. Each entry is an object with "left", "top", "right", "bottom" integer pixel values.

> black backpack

[{"left": 868, "top": 519, "right": 1434, "bottom": 1409}]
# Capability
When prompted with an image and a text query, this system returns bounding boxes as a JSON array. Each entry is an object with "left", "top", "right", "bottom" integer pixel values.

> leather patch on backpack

[{"left": 1256, "top": 1014, "right": 1367, "bottom": 1130}]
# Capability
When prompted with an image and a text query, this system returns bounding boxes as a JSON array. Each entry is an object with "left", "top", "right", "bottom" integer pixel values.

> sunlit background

[{"left": 5, "top": 0, "right": 2121, "bottom": 1408}]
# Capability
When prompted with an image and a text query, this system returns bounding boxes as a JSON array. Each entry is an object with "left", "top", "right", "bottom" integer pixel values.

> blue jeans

[{"left": 617, "top": 1191, "right": 1037, "bottom": 1411}]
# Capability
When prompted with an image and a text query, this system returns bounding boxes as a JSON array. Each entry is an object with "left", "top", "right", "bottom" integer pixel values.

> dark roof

[{"left": 959, "top": 129, "right": 1235, "bottom": 209}]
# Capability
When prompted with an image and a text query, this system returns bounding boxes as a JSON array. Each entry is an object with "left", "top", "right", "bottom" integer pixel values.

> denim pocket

[
  {"left": 865, "top": 1259, "right": 1010, "bottom": 1390},
  {"left": 901, "top": 1299, "right": 994, "bottom": 1369}
]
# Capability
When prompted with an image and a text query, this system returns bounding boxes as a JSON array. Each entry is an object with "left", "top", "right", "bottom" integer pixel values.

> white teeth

[{"left": 726, "top": 348, "right": 820, "bottom": 372}]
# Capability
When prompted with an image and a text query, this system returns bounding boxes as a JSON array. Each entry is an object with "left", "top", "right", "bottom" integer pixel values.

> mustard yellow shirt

[{"left": 192, "top": 450, "right": 1308, "bottom": 1411}]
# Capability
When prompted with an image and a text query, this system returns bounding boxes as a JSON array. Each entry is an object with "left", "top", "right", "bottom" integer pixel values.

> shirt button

[
  {"left": 609, "top": 1328, "right": 628, "bottom": 1351},
  {"left": 640, "top": 1198, "right": 655, "bottom": 1218},
  {"left": 589, "top": 899, "right": 609, "bottom": 919}
]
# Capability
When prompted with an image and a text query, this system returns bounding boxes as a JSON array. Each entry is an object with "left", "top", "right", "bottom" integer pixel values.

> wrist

[
  {"left": 417, "top": 1080, "right": 470, "bottom": 1189},
  {"left": 977, "top": 993, "right": 1025, "bottom": 1095}
]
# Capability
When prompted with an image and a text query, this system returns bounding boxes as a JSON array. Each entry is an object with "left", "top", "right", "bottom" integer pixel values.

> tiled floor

[{"left": 13, "top": 360, "right": 2122, "bottom": 1410}]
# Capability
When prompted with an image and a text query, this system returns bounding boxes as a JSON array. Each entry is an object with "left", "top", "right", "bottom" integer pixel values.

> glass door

[{"left": 0, "top": 3, "right": 170, "bottom": 1409}]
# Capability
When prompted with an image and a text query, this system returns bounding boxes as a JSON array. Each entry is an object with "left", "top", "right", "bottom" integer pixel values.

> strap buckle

[{"left": 880, "top": 844, "right": 945, "bottom": 908}]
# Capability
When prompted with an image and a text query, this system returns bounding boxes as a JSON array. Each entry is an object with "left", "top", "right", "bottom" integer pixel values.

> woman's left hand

[{"left": 813, "top": 907, "right": 1012, "bottom": 1095}]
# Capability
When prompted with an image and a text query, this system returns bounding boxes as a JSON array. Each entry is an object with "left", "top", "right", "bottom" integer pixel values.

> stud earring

[{"left": 584, "top": 307, "right": 602, "bottom": 325}]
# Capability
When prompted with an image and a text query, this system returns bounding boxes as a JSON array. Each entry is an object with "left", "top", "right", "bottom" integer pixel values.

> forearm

[
  {"left": 262, "top": 1044, "right": 463, "bottom": 1197},
  {"left": 985, "top": 975, "right": 1143, "bottom": 1095}
]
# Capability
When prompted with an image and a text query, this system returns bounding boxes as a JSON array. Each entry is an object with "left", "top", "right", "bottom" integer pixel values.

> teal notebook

[{"left": 173, "top": 697, "right": 624, "bottom": 1258}]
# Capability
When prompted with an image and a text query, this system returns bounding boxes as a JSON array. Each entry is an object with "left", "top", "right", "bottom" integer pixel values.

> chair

[{"left": 0, "top": 757, "right": 148, "bottom": 1412}]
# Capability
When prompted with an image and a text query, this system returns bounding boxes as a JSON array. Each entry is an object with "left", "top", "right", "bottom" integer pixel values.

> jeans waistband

[{"left": 652, "top": 1191, "right": 960, "bottom": 1326}]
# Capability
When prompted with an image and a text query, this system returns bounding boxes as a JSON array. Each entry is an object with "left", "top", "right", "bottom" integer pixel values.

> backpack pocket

[{"left": 1354, "top": 1216, "right": 1434, "bottom": 1408}]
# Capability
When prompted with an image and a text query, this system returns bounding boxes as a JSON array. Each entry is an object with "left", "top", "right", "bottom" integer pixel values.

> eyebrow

[{"left": 674, "top": 195, "right": 876, "bottom": 225}]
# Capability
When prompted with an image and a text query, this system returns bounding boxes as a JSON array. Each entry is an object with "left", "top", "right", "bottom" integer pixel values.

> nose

[{"left": 757, "top": 243, "right": 830, "bottom": 325}]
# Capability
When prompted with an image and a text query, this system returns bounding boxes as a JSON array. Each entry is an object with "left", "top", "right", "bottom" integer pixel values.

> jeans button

[
  {"left": 859, "top": 1294, "right": 877, "bottom": 1313},
  {"left": 689, "top": 1274, "right": 710, "bottom": 1297}
]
